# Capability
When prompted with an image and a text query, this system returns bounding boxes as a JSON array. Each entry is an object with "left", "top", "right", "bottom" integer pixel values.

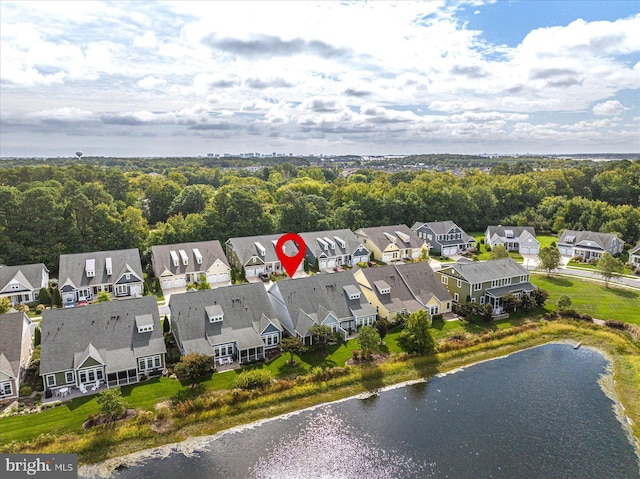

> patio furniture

[
  {"left": 91, "top": 380, "right": 101, "bottom": 391},
  {"left": 79, "top": 383, "right": 88, "bottom": 394},
  {"left": 225, "top": 357, "right": 233, "bottom": 365},
  {"left": 218, "top": 357, "right": 225, "bottom": 366},
  {"left": 58, "top": 387, "right": 69, "bottom": 398}
]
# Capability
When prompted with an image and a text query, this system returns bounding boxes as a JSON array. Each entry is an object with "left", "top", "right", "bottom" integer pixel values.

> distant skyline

[{"left": 1, "top": 0, "right": 638, "bottom": 157}]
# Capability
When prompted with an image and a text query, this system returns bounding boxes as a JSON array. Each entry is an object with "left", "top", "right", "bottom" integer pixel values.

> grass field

[{"left": 532, "top": 274, "right": 640, "bottom": 323}]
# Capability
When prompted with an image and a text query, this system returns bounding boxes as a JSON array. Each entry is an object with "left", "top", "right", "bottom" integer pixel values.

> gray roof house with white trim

[
  {"left": 169, "top": 283, "right": 283, "bottom": 365},
  {"left": 40, "top": 296, "right": 166, "bottom": 394},
  {"left": 557, "top": 230, "right": 624, "bottom": 260},
  {"left": 225, "top": 234, "right": 303, "bottom": 278},
  {"left": 355, "top": 224, "right": 428, "bottom": 263},
  {"left": 485, "top": 226, "right": 540, "bottom": 255},
  {"left": 437, "top": 258, "right": 535, "bottom": 314},
  {"left": 353, "top": 262, "right": 453, "bottom": 321},
  {"left": 411, "top": 221, "right": 476, "bottom": 256},
  {"left": 298, "top": 229, "right": 369, "bottom": 270},
  {"left": 151, "top": 240, "right": 230, "bottom": 291},
  {"left": 0, "top": 263, "right": 50, "bottom": 306},
  {"left": 58, "top": 249, "right": 144, "bottom": 307},
  {"left": 0, "top": 311, "right": 32, "bottom": 400},
  {"left": 268, "top": 271, "right": 376, "bottom": 343}
]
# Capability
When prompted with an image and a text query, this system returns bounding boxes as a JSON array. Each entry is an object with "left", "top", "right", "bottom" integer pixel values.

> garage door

[
  {"left": 161, "top": 278, "right": 173, "bottom": 289},
  {"left": 173, "top": 278, "right": 186, "bottom": 288},
  {"left": 442, "top": 247, "right": 457, "bottom": 256},
  {"left": 319, "top": 259, "right": 328, "bottom": 270},
  {"left": 207, "top": 272, "right": 229, "bottom": 283},
  {"left": 520, "top": 246, "right": 537, "bottom": 255},
  {"left": 559, "top": 246, "right": 571, "bottom": 256},
  {"left": 325, "top": 259, "right": 336, "bottom": 269},
  {"left": 382, "top": 254, "right": 391, "bottom": 262}
]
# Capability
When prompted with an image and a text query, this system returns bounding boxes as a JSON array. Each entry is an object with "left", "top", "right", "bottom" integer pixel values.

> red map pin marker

[{"left": 276, "top": 233, "right": 307, "bottom": 278}]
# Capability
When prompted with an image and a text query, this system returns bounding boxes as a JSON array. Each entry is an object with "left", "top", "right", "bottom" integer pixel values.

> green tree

[
  {"left": 233, "top": 369, "right": 273, "bottom": 390},
  {"left": 490, "top": 244, "right": 510, "bottom": 260},
  {"left": 278, "top": 337, "right": 307, "bottom": 365},
  {"left": 96, "top": 387, "right": 126, "bottom": 421},
  {"left": 399, "top": 310, "right": 435, "bottom": 354},
  {"left": 357, "top": 325, "right": 381, "bottom": 359},
  {"left": 163, "top": 316, "right": 171, "bottom": 334},
  {"left": 596, "top": 252, "right": 624, "bottom": 288},
  {"left": 96, "top": 291, "right": 112, "bottom": 303},
  {"left": 34, "top": 326, "right": 41, "bottom": 346},
  {"left": 53, "top": 287, "right": 62, "bottom": 308},
  {"left": 38, "top": 287, "right": 52, "bottom": 306},
  {"left": 0, "top": 297, "right": 10, "bottom": 314},
  {"left": 538, "top": 245, "right": 562, "bottom": 276},
  {"left": 309, "top": 324, "right": 333, "bottom": 353},
  {"left": 557, "top": 294, "right": 572, "bottom": 311},
  {"left": 173, "top": 353, "right": 215, "bottom": 386},
  {"left": 374, "top": 317, "right": 390, "bottom": 340},
  {"left": 168, "top": 184, "right": 216, "bottom": 217},
  {"left": 501, "top": 293, "right": 520, "bottom": 313}
]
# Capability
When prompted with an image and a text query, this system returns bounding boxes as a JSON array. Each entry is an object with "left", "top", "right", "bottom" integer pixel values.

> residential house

[
  {"left": 411, "top": 221, "right": 476, "bottom": 256},
  {"left": 40, "top": 296, "right": 166, "bottom": 395},
  {"left": 0, "top": 263, "right": 49, "bottom": 306},
  {"left": 0, "top": 311, "right": 33, "bottom": 400},
  {"left": 299, "top": 229, "right": 370, "bottom": 270},
  {"left": 268, "top": 271, "right": 376, "bottom": 343},
  {"left": 226, "top": 234, "right": 304, "bottom": 278},
  {"left": 169, "top": 283, "right": 283, "bottom": 365},
  {"left": 557, "top": 230, "right": 624, "bottom": 260},
  {"left": 58, "top": 249, "right": 144, "bottom": 307},
  {"left": 629, "top": 244, "right": 640, "bottom": 268},
  {"left": 151, "top": 240, "right": 231, "bottom": 291},
  {"left": 485, "top": 226, "right": 540, "bottom": 255},
  {"left": 437, "top": 258, "right": 535, "bottom": 314},
  {"left": 354, "top": 262, "right": 453, "bottom": 321},
  {"left": 354, "top": 225, "right": 428, "bottom": 263}
]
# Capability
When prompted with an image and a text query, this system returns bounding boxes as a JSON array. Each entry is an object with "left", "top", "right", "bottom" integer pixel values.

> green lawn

[
  {"left": 531, "top": 274, "right": 640, "bottom": 323},
  {"left": 567, "top": 260, "right": 632, "bottom": 275}
]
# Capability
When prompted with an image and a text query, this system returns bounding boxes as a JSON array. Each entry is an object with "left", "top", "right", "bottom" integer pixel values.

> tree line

[{"left": 1, "top": 160, "right": 638, "bottom": 273}]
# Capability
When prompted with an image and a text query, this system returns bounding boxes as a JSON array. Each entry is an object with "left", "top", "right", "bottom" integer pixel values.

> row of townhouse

[{"left": 3, "top": 223, "right": 631, "bottom": 309}]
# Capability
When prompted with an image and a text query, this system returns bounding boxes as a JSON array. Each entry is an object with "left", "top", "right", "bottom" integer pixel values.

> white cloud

[
  {"left": 592, "top": 100, "right": 626, "bottom": 116},
  {"left": 138, "top": 76, "right": 166, "bottom": 89}
]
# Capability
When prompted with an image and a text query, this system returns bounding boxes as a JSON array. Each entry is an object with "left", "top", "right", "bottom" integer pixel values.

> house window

[
  {"left": 138, "top": 355, "right": 162, "bottom": 371},
  {"left": 446, "top": 302, "right": 451, "bottom": 310},
  {"left": 480, "top": 296, "right": 485, "bottom": 304},
  {"left": 457, "top": 279, "right": 462, "bottom": 288},
  {"left": 454, "top": 293, "right": 459, "bottom": 302},
  {"left": 441, "top": 276, "right": 448, "bottom": 285},
  {"left": 427, "top": 234, "right": 432, "bottom": 241},
  {"left": 10, "top": 285, "right": 19, "bottom": 290},
  {"left": 46, "top": 375, "right": 56, "bottom": 388},
  {"left": 474, "top": 283, "right": 481, "bottom": 291},
  {"left": 116, "top": 285, "right": 128, "bottom": 295},
  {"left": 213, "top": 344, "right": 234, "bottom": 357},
  {"left": 263, "top": 334, "right": 280, "bottom": 347},
  {"left": 78, "top": 368, "right": 104, "bottom": 385},
  {"left": 0, "top": 381, "right": 13, "bottom": 398},
  {"left": 520, "top": 275, "right": 528, "bottom": 283},
  {"left": 65, "top": 371, "right": 74, "bottom": 384}
]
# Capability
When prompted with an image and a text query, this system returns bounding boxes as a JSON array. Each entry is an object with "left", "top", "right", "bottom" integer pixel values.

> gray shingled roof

[
  {"left": 356, "top": 224, "right": 424, "bottom": 251},
  {"left": 442, "top": 258, "right": 528, "bottom": 283},
  {"left": 299, "top": 229, "right": 366, "bottom": 260},
  {"left": 412, "top": 221, "right": 475, "bottom": 245},
  {"left": 40, "top": 296, "right": 165, "bottom": 375},
  {"left": 270, "top": 271, "right": 375, "bottom": 337},
  {"left": 0, "top": 311, "right": 28, "bottom": 378},
  {"left": 486, "top": 282, "right": 536, "bottom": 297},
  {"left": 486, "top": 226, "right": 537, "bottom": 242},
  {"left": 150, "top": 240, "right": 229, "bottom": 278},
  {"left": 169, "top": 283, "right": 281, "bottom": 355},
  {"left": 0, "top": 263, "right": 48, "bottom": 295},
  {"left": 358, "top": 262, "right": 452, "bottom": 312},
  {"left": 226, "top": 234, "right": 301, "bottom": 266},
  {"left": 630, "top": 244, "right": 640, "bottom": 256},
  {"left": 558, "top": 230, "right": 623, "bottom": 250},
  {"left": 58, "top": 249, "right": 143, "bottom": 290}
]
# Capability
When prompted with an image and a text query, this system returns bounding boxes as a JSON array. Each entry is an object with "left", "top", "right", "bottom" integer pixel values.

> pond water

[{"left": 83, "top": 343, "right": 640, "bottom": 479}]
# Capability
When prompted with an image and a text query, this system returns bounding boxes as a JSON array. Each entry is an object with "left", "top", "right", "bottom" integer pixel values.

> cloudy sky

[{"left": 1, "top": 0, "right": 638, "bottom": 157}]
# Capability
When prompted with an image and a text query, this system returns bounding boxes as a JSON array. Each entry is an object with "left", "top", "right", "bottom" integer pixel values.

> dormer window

[
  {"left": 206, "top": 304, "right": 224, "bottom": 323},
  {"left": 193, "top": 248, "right": 203, "bottom": 264},
  {"left": 343, "top": 285, "right": 361, "bottom": 300},
  {"left": 374, "top": 280, "right": 391, "bottom": 295},
  {"left": 179, "top": 250, "right": 189, "bottom": 266},
  {"left": 135, "top": 314, "right": 154, "bottom": 333},
  {"left": 105, "top": 257, "right": 112, "bottom": 276},
  {"left": 85, "top": 259, "right": 95, "bottom": 278},
  {"left": 170, "top": 250, "right": 179, "bottom": 267}
]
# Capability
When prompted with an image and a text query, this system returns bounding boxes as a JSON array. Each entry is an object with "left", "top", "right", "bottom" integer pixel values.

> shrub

[
  {"left": 19, "top": 385, "right": 32, "bottom": 397},
  {"left": 432, "top": 314, "right": 444, "bottom": 322},
  {"left": 233, "top": 369, "right": 273, "bottom": 390},
  {"left": 605, "top": 319, "right": 625, "bottom": 330}
]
